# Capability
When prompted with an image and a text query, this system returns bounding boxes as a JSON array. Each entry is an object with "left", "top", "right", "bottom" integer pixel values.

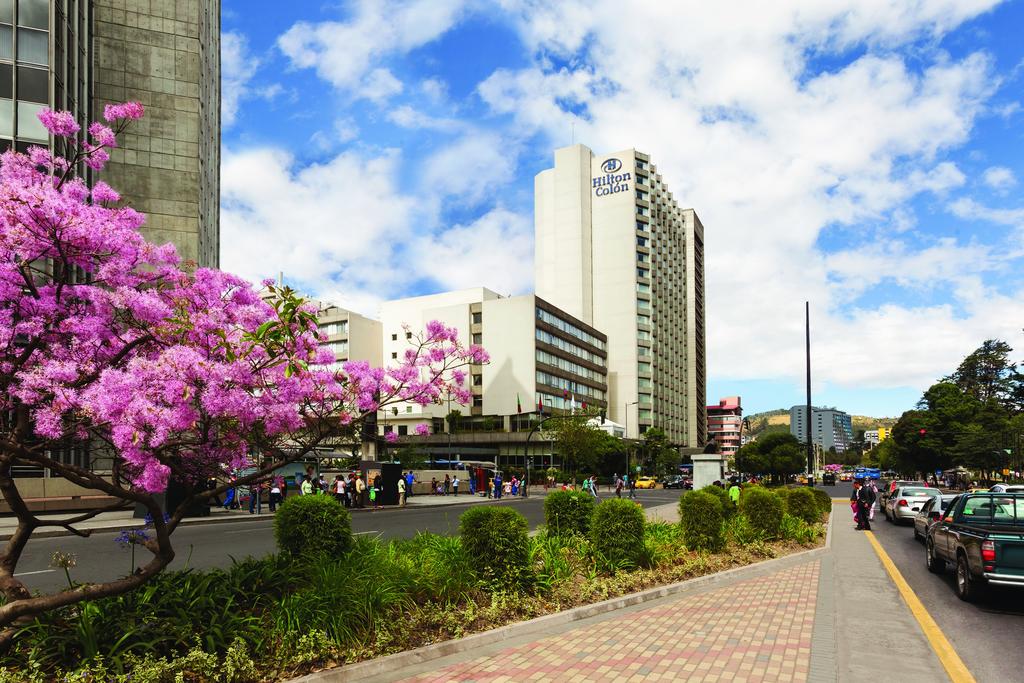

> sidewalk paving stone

[{"left": 405, "top": 560, "right": 820, "bottom": 683}]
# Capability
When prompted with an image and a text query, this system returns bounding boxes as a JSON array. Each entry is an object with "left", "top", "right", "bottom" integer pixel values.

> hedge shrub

[
  {"left": 739, "top": 487, "right": 784, "bottom": 539},
  {"left": 698, "top": 485, "right": 734, "bottom": 519},
  {"left": 544, "top": 489, "right": 596, "bottom": 537},
  {"left": 274, "top": 494, "right": 352, "bottom": 557},
  {"left": 811, "top": 488, "right": 833, "bottom": 515},
  {"left": 459, "top": 506, "right": 529, "bottom": 587},
  {"left": 590, "top": 498, "right": 646, "bottom": 567},
  {"left": 785, "top": 487, "right": 821, "bottom": 524},
  {"left": 678, "top": 490, "right": 725, "bottom": 551}
]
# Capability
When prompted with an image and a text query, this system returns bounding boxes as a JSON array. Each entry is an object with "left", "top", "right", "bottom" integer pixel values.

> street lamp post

[{"left": 625, "top": 400, "right": 638, "bottom": 476}]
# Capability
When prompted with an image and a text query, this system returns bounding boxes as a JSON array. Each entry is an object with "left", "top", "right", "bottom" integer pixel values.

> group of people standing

[{"left": 613, "top": 473, "right": 638, "bottom": 499}]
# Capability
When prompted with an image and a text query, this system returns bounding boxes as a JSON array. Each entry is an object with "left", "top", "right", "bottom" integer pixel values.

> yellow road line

[{"left": 864, "top": 531, "right": 976, "bottom": 683}]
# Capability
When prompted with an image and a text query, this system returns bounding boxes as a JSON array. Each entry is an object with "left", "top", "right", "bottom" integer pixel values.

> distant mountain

[{"left": 742, "top": 409, "right": 897, "bottom": 440}]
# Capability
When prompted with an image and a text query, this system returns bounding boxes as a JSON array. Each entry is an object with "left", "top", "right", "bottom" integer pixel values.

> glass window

[
  {"left": 472, "top": 395, "right": 483, "bottom": 407},
  {"left": 16, "top": 65, "right": 45, "bottom": 102},
  {"left": 637, "top": 236, "right": 647, "bottom": 247},
  {"left": 637, "top": 268, "right": 648, "bottom": 278},
  {"left": 17, "top": 28, "right": 46, "bottom": 64},
  {"left": 0, "top": 1, "right": 11, "bottom": 24},
  {"left": 0, "top": 24, "right": 11, "bottom": 60},
  {"left": 472, "top": 332, "right": 482, "bottom": 344},
  {"left": 638, "top": 362, "right": 651, "bottom": 373},
  {"left": 472, "top": 374, "right": 482, "bottom": 386},
  {"left": 16, "top": 100, "right": 45, "bottom": 139},
  {"left": 637, "top": 298, "right": 650, "bottom": 309},
  {"left": 17, "top": 0, "right": 46, "bottom": 29},
  {"left": 391, "top": 333, "right": 397, "bottom": 341},
  {"left": 638, "top": 409, "right": 652, "bottom": 420},
  {"left": 471, "top": 312, "right": 482, "bottom": 324},
  {"left": 0, "top": 97, "right": 11, "bottom": 137},
  {"left": 0, "top": 63, "right": 9, "bottom": 99},
  {"left": 637, "top": 283, "right": 650, "bottom": 293},
  {"left": 397, "top": 425, "right": 408, "bottom": 436}
]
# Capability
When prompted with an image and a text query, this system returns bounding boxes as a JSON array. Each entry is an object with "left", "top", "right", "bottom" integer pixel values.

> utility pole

[{"left": 805, "top": 301, "right": 814, "bottom": 485}]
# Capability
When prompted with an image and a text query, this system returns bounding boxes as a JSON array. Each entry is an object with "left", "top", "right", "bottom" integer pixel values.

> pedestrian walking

[
  {"left": 334, "top": 475, "right": 346, "bottom": 505},
  {"left": 854, "top": 479, "right": 874, "bottom": 530},
  {"left": 627, "top": 475, "right": 637, "bottom": 500},
  {"left": 452, "top": 475, "right": 460, "bottom": 496},
  {"left": 405, "top": 471, "right": 414, "bottom": 501},
  {"left": 494, "top": 473, "right": 503, "bottom": 499},
  {"left": 269, "top": 478, "right": 282, "bottom": 513},
  {"left": 248, "top": 480, "right": 262, "bottom": 514},
  {"left": 397, "top": 476, "right": 406, "bottom": 507},
  {"left": 728, "top": 481, "right": 740, "bottom": 508},
  {"left": 444, "top": 473, "right": 451, "bottom": 496},
  {"left": 614, "top": 473, "right": 623, "bottom": 499},
  {"left": 590, "top": 476, "right": 600, "bottom": 500},
  {"left": 300, "top": 475, "right": 313, "bottom": 496},
  {"left": 369, "top": 484, "right": 378, "bottom": 508},
  {"left": 355, "top": 475, "right": 366, "bottom": 508}
]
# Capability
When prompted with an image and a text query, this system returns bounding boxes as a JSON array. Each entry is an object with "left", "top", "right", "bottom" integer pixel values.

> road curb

[{"left": 293, "top": 512, "right": 833, "bottom": 682}]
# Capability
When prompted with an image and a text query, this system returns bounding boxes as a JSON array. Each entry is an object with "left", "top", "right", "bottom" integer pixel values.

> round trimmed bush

[
  {"left": 699, "top": 485, "right": 734, "bottom": 519},
  {"left": 811, "top": 488, "right": 833, "bottom": 515},
  {"left": 590, "top": 498, "right": 646, "bottom": 567},
  {"left": 544, "top": 489, "right": 596, "bottom": 537},
  {"left": 459, "top": 506, "right": 529, "bottom": 587},
  {"left": 678, "top": 491, "right": 725, "bottom": 551},
  {"left": 785, "top": 487, "right": 820, "bottom": 524},
  {"left": 273, "top": 494, "right": 352, "bottom": 557},
  {"left": 739, "top": 487, "right": 784, "bottom": 539}
]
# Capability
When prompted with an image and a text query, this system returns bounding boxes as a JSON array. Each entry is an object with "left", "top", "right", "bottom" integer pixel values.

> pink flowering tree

[{"left": 0, "top": 106, "right": 487, "bottom": 649}]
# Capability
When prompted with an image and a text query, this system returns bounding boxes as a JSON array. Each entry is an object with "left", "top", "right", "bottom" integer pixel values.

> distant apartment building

[
  {"left": 378, "top": 288, "right": 608, "bottom": 446},
  {"left": 864, "top": 427, "right": 890, "bottom": 448},
  {"left": 707, "top": 396, "right": 742, "bottom": 457},
  {"left": 790, "top": 405, "right": 853, "bottom": 453},
  {"left": 534, "top": 144, "right": 706, "bottom": 446},
  {"left": 315, "top": 301, "right": 382, "bottom": 369}
]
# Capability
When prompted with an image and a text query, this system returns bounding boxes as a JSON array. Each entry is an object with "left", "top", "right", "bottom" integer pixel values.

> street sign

[{"left": 635, "top": 465, "right": 641, "bottom": 472}]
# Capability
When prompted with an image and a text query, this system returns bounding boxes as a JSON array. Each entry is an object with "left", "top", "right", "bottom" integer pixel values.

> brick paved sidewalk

[{"left": 405, "top": 561, "right": 818, "bottom": 683}]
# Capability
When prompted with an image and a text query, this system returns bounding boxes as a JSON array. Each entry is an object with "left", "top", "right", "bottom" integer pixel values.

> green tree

[
  {"left": 642, "top": 427, "right": 679, "bottom": 476},
  {"left": 944, "top": 339, "right": 1023, "bottom": 410},
  {"left": 735, "top": 432, "right": 805, "bottom": 483},
  {"left": 543, "top": 410, "right": 605, "bottom": 482}
]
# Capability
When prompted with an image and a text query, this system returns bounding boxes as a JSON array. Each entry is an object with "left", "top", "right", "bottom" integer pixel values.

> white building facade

[{"left": 534, "top": 144, "right": 706, "bottom": 446}]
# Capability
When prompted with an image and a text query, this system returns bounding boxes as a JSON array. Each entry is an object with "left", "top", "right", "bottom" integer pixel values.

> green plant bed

[
  {"left": 678, "top": 490, "right": 725, "bottom": 551},
  {"left": 544, "top": 489, "right": 596, "bottom": 537},
  {"left": 739, "top": 487, "right": 784, "bottom": 539},
  {"left": 273, "top": 494, "right": 352, "bottom": 557},
  {"left": 459, "top": 506, "right": 530, "bottom": 587},
  {"left": 696, "top": 484, "right": 734, "bottom": 519},
  {"left": 785, "top": 487, "right": 821, "bottom": 524},
  {"left": 811, "top": 488, "right": 833, "bottom": 515},
  {"left": 590, "top": 498, "right": 646, "bottom": 568}
]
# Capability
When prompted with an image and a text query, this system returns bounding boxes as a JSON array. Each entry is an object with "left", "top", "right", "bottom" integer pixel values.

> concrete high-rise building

[
  {"left": 790, "top": 405, "right": 853, "bottom": 453},
  {"left": 0, "top": 0, "right": 221, "bottom": 267},
  {"left": 535, "top": 144, "right": 706, "bottom": 446},
  {"left": 93, "top": 0, "right": 221, "bottom": 267},
  {"left": 379, "top": 288, "right": 608, "bottom": 442},
  {"left": 315, "top": 301, "right": 383, "bottom": 370},
  {"left": 707, "top": 396, "right": 742, "bottom": 457}
]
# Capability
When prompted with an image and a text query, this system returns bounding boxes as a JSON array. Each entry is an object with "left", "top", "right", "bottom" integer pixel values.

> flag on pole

[
  {"left": 537, "top": 397, "right": 544, "bottom": 415},
  {"left": 570, "top": 393, "right": 577, "bottom": 414},
  {"left": 516, "top": 393, "right": 522, "bottom": 414}
]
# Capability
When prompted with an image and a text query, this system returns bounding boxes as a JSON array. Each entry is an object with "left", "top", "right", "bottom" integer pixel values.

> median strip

[{"left": 864, "top": 531, "right": 976, "bottom": 683}]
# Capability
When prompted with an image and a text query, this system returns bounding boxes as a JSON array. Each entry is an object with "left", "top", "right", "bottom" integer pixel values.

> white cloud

[
  {"left": 414, "top": 208, "right": 534, "bottom": 295},
  {"left": 981, "top": 165, "right": 1016, "bottom": 192},
  {"left": 481, "top": 0, "right": 1009, "bottom": 394},
  {"left": 387, "top": 105, "right": 461, "bottom": 132},
  {"left": 949, "top": 197, "right": 1024, "bottom": 233},
  {"left": 420, "top": 132, "right": 517, "bottom": 204},
  {"left": 220, "top": 146, "right": 418, "bottom": 313},
  {"left": 277, "top": 0, "right": 468, "bottom": 101},
  {"left": 222, "top": 32, "right": 282, "bottom": 128}
]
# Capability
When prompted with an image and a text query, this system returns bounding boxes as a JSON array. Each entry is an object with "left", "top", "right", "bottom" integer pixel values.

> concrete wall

[
  {"left": 481, "top": 295, "right": 534, "bottom": 417},
  {"left": 92, "top": 0, "right": 220, "bottom": 268}
]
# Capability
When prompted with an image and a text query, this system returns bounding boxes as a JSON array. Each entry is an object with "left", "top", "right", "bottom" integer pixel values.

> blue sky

[{"left": 219, "top": 0, "right": 1024, "bottom": 419}]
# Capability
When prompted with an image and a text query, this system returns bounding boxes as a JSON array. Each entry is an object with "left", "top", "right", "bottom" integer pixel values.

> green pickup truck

[{"left": 925, "top": 492, "right": 1024, "bottom": 601}]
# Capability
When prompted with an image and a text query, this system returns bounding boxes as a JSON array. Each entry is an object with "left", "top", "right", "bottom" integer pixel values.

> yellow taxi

[{"left": 635, "top": 476, "right": 658, "bottom": 489}]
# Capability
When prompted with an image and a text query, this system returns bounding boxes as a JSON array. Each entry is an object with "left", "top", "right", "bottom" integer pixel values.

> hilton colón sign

[{"left": 592, "top": 157, "right": 631, "bottom": 197}]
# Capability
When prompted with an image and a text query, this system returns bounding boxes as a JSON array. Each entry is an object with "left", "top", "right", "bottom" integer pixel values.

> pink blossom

[
  {"left": 91, "top": 181, "right": 120, "bottom": 204},
  {"left": 415, "top": 423, "right": 430, "bottom": 436},
  {"left": 88, "top": 122, "right": 118, "bottom": 148},
  {"left": 37, "top": 109, "right": 80, "bottom": 137},
  {"left": 103, "top": 101, "right": 145, "bottom": 122},
  {"left": 385, "top": 431, "right": 399, "bottom": 443}
]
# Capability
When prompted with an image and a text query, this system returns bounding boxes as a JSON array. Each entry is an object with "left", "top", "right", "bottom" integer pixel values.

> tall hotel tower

[{"left": 535, "top": 145, "right": 706, "bottom": 447}]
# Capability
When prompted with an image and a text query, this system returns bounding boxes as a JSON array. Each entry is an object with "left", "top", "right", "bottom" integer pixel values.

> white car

[
  {"left": 885, "top": 486, "right": 941, "bottom": 524},
  {"left": 989, "top": 484, "right": 1024, "bottom": 494}
]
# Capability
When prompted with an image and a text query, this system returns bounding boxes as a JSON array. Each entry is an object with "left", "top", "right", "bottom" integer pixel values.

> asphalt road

[
  {"left": 15, "top": 489, "right": 684, "bottom": 594},
  {"left": 866, "top": 504, "right": 1024, "bottom": 683}
]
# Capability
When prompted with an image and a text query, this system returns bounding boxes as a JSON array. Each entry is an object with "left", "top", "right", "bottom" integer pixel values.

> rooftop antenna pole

[{"left": 806, "top": 301, "right": 814, "bottom": 483}]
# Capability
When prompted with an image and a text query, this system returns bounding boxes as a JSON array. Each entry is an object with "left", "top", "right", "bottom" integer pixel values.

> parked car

[
  {"left": 885, "top": 486, "right": 941, "bottom": 524},
  {"left": 635, "top": 476, "right": 658, "bottom": 489},
  {"left": 880, "top": 479, "right": 927, "bottom": 511},
  {"left": 926, "top": 493, "right": 1024, "bottom": 601},
  {"left": 990, "top": 484, "right": 1024, "bottom": 494},
  {"left": 914, "top": 494, "right": 959, "bottom": 541},
  {"left": 662, "top": 475, "right": 686, "bottom": 489}
]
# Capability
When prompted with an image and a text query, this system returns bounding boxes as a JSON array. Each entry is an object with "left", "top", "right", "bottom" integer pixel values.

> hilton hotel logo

[{"left": 592, "top": 157, "right": 631, "bottom": 197}]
